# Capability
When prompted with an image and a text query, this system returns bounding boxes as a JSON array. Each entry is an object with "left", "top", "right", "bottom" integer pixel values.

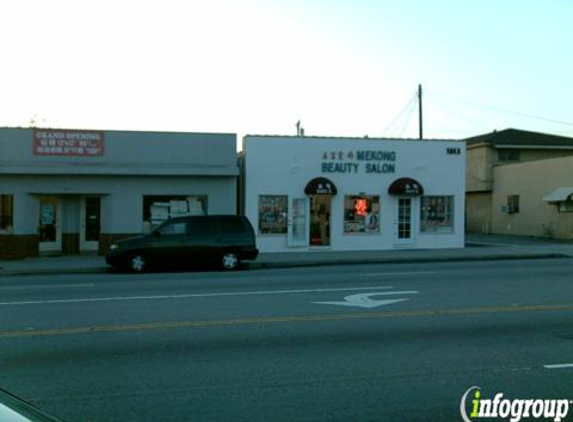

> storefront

[
  {"left": 243, "top": 135, "right": 465, "bottom": 252},
  {"left": 0, "top": 128, "right": 238, "bottom": 259}
]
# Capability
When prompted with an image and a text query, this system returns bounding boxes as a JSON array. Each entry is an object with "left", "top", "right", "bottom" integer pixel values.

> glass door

[
  {"left": 309, "top": 195, "right": 331, "bottom": 246},
  {"left": 39, "top": 196, "right": 62, "bottom": 253},
  {"left": 394, "top": 197, "right": 417, "bottom": 247},
  {"left": 398, "top": 198, "right": 412, "bottom": 240},
  {"left": 287, "top": 197, "right": 309, "bottom": 247},
  {"left": 80, "top": 197, "right": 101, "bottom": 252}
]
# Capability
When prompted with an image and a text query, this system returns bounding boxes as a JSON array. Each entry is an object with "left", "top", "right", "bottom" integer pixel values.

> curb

[
  {"left": 0, "top": 252, "right": 570, "bottom": 277},
  {"left": 247, "top": 253, "right": 570, "bottom": 270},
  {"left": 0, "top": 267, "right": 110, "bottom": 277}
]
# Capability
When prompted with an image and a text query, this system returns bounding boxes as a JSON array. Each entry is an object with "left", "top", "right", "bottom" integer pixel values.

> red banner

[{"left": 33, "top": 129, "right": 105, "bottom": 156}]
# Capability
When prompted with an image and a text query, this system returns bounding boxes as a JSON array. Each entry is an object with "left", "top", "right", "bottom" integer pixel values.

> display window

[
  {"left": 142, "top": 195, "right": 207, "bottom": 231},
  {"left": 0, "top": 194, "right": 13, "bottom": 234},
  {"left": 420, "top": 196, "right": 454, "bottom": 233},
  {"left": 343, "top": 195, "right": 380, "bottom": 233},
  {"left": 258, "top": 195, "right": 288, "bottom": 234}
]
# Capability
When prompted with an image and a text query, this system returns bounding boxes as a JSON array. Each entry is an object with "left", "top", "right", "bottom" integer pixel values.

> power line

[
  {"left": 433, "top": 93, "right": 573, "bottom": 127},
  {"left": 399, "top": 99, "right": 417, "bottom": 138},
  {"left": 382, "top": 92, "right": 417, "bottom": 137}
]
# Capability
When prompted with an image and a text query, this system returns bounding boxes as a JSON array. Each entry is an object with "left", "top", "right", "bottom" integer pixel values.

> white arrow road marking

[
  {"left": 544, "top": 363, "right": 573, "bottom": 370},
  {"left": 313, "top": 291, "right": 419, "bottom": 309}
]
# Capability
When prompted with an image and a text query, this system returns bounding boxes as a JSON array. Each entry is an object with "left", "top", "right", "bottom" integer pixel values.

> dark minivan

[{"left": 105, "top": 215, "right": 259, "bottom": 272}]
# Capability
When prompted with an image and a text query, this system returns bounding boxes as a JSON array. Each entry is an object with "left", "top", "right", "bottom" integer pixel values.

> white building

[
  {"left": 0, "top": 128, "right": 238, "bottom": 258},
  {"left": 242, "top": 135, "right": 465, "bottom": 252}
]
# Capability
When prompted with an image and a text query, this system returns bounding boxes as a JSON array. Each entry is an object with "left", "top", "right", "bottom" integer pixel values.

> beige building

[
  {"left": 491, "top": 155, "right": 573, "bottom": 239},
  {"left": 465, "top": 129, "right": 573, "bottom": 236}
]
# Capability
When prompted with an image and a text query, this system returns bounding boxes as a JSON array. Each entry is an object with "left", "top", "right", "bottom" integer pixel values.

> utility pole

[{"left": 418, "top": 84, "right": 423, "bottom": 140}]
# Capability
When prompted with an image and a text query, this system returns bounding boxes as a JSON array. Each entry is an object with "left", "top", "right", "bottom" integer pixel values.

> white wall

[{"left": 244, "top": 136, "right": 465, "bottom": 252}]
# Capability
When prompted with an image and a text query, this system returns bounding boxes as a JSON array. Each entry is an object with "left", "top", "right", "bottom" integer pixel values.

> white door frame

[
  {"left": 393, "top": 196, "right": 418, "bottom": 247},
  {"left": 38, "top": 196, "right": 62, "bottom": 253},
  {"left": 287, "top": 197, "right": 310, "bottom": 247},
  {"left": 80, "top": 196, "right": 101, "bottom": 252}
]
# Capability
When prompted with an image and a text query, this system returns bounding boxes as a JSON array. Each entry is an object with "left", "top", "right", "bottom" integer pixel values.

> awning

[
  {"left": 304, "top": 177, "right": 337, "bottom": 195},
  {"left": 388, "top": 177, "right": 424, "bottom": 196},
  {"left": 542, "top": 187, "right": 573, "bottom": 203}
]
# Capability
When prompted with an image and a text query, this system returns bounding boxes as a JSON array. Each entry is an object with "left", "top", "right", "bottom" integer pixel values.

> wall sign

[
  {"left": 388, "top": 177, "right": 424, "bottom": 196},
  {"left": 321, "top": 150, "right": 396, "bottom": 174},
  {"left": 33, "top": 129, "right": 105, "bottom": 156},
  {"left": 305, "top": 177, "right": 338, "bottom": 195}
]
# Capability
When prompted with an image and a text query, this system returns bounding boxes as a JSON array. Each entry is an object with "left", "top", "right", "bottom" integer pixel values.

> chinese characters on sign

[
  {"left": 33, "top": 129, "right": 105, "bottom": 156},
  {"left": 321, "top": 150, "right": 396, "bottom": 174}
]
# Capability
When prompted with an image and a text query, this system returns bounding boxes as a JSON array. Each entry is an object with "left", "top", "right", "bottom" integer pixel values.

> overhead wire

[
  {"left": 425, "top": 93, "right": 489, "bottom": 133},
  {"left": 382, "top": 92, "right": 417, "bottom": 137},
  {"left": 398, "top": 99, "right": 417, "bottom": 138},
  {"left": 435, "top": 93, "right": 573, "bottom": 127}
]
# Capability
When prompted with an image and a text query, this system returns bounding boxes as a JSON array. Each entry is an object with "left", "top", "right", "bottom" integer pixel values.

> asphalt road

[{"left": 2, "top": 258, "right": 573, "bottom": 422}]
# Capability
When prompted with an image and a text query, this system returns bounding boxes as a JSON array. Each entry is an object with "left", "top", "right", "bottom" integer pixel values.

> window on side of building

[
  {"left": 142, "top": 195, "right": 208, "bottom": 232},
  {"left": 420, "top": 196, "right": 454, "bottom": 233},
  {"left": 343, "top": 195, "right": 380, "bottom": 234},
  {"left": 558, "top": 200, "right": 573, "bottom": 213},
  {"left": 497, "top": 149, "right": 520, "bottom": 162},
  {"left": 258, "top": 195, "right": 287, "bottom": 234},
  {"left": 0, "top": 194, "right": 13, "bottom": 234},
  {"left": 507, "top": 195, "right": 520, "bottom": 213}
]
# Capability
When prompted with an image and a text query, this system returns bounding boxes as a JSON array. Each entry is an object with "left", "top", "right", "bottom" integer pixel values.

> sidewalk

[{"left": 1, "top": 235, "right": 572, "bottom": 277}]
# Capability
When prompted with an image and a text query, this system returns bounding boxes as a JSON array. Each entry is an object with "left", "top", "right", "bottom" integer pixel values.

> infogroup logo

[{"left": 460, "top": 386, "right": 570, "bottom": 422}]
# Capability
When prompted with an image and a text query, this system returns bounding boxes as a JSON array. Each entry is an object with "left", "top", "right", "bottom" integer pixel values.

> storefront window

[
  {"left": 0, "top": 195, "right": 13, "bottom": 234},
  {"left": 420, "top": 196, "right": 454, "bottom": 233},
  {"left": 343, "top": 195, "right": 380, "bottom": 233},
  {"left": 142, "top": 195, "right": 207, "bottom": 231},
  {"left": 258, "top": 195, "right": 287, "bottom": 234}
]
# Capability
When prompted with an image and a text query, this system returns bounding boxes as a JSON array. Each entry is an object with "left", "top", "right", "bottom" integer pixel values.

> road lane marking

[
  {"left": 313, "top": 291, "right": 419, "bottom": 308},
  {"left": 357, "top": 271, "right": 435, "bottom": 277},
  {"left": 543, "top": 363, "right": 573, "bottom": 370},
  {"left": 493, "top": 367, "right": 533, "bottom": 373},
  {"left": 2, "top": 302, "right": 573, "bottom": 339},
  {"left": 0, "top": 286, "right": 394, "bottom": 306},
  {"left": 0, "top": 283, "right": 95, "bottom": 291}
]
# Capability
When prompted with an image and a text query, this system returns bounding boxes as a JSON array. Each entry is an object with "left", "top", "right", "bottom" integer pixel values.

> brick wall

[
  {"left": 0, "top": 235, "right": 39, "bottom": 259},
  {"left": 62, "top": 233, "right": 80, "bottom": 255}
]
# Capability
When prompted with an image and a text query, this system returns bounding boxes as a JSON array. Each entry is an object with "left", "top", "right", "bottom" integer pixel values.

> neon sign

[{"left": 354, "top": 199, "right": 368, "bottom": 216}]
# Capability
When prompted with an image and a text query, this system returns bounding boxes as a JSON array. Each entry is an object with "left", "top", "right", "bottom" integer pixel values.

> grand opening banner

[{"left": 33, "top": 129, "right": 105, "bottom": 156}]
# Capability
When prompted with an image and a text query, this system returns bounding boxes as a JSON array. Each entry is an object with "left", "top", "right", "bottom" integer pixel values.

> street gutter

[{"left": 0, "top": 252, "right": 570, "bottom": 277}]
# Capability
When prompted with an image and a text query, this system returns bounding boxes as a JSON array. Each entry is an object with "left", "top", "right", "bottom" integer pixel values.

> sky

[{"left": 2, "top": 0, "right": 572, "bottom": 143}]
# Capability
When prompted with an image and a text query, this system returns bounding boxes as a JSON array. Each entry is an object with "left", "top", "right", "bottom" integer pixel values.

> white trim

[{"left": 38, "top": 196, "right": 62, "bottom": 253}]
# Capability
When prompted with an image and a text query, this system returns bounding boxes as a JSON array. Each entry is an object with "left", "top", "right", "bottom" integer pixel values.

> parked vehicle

[
  {"left": 0, "top": 388, "right": 67, "bottom": 422},
  {"left": 105, "top": 215, "right": 259, "bottom": 272}
]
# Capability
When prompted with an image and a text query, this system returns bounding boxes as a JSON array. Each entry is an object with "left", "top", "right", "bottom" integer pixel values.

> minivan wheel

[
  {"left": 221, "top": 252, "right": 239, "bottom": 270},
  {"left": 128, "top": 253, "right": 147, "bottom": 273}
]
